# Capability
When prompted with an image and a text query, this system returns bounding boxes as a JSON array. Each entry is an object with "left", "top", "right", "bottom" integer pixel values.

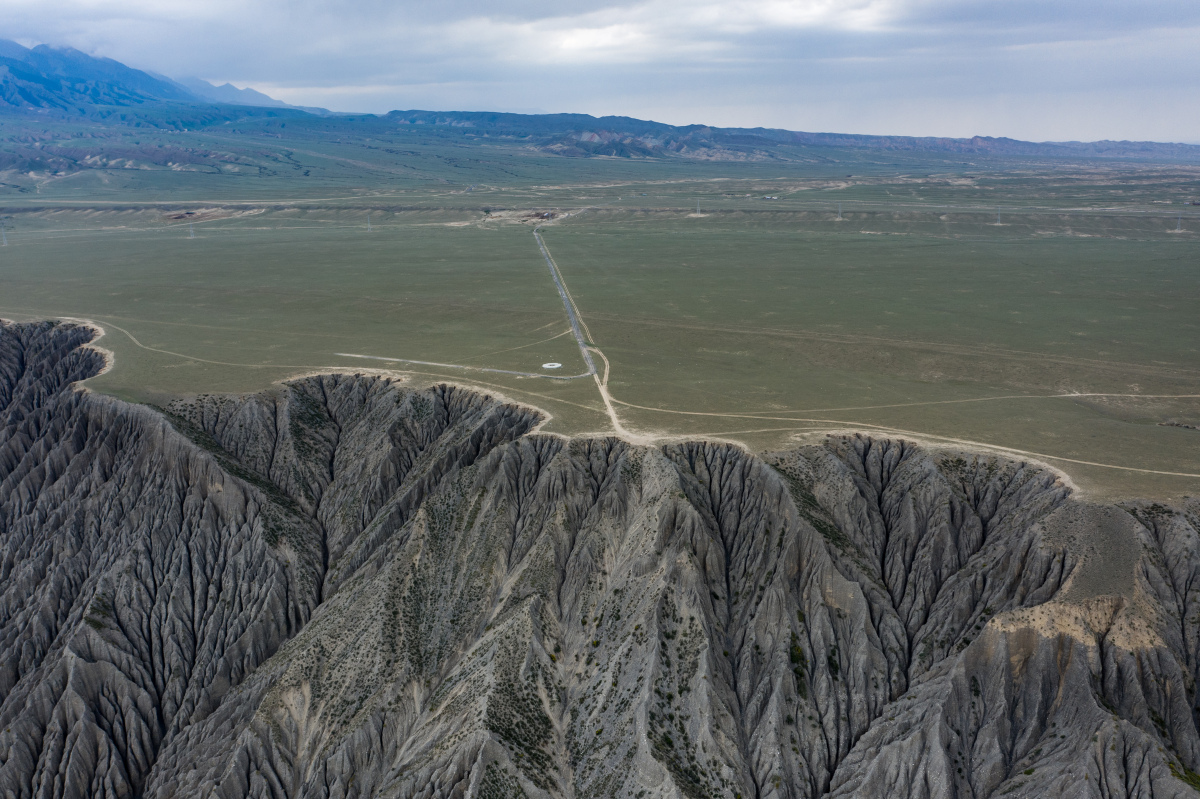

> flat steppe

[{"left": 1, "top": 122, "right": 1196, "bottom": 499}]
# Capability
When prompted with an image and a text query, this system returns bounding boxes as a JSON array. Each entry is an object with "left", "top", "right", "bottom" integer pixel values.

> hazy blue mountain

[
  {"left": 175, "top": 76, "right": 288, "bottom": 107},
  {"left": 174, "top": 75, "right": 335, "bottom": 116},
  {"left": 0, "top": 39, "right": 1194, "bottom": 161},
  {"left": 0, "top": 39, "right": 197, "bottom": 110},
  {"left": 0, "top": 39, "right": 30, "bottom": 60},
  {"left": 0, "top": 40, "right": 325, "bottom": 117},
  {"left": 385, "top": 109, "right": 1200, "bottom": 160}
]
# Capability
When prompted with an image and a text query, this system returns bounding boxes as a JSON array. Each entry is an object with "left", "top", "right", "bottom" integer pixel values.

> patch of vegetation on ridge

[
  {"left": 154, "top": 404, "right": 310, "bottom": 552},
  {"left": 287, "top": 387, "right": 330, "bottom": 462},
  {"left": 84, "top": 592, "right": 114, "bottom": 631},
  {"left": 647, "top": 594, "right": 723, "bottom": 799},
  {"left": 485, "top": 635, "right": 556, "bottom": 790},
  {"left": 478, "top": 762, "right": 529, "bottom": 799},
  {"left": 769, "top": 460, "right": 872, "bottom": 571},
  {"left": 1170, "top": 761, "right": 1200, "bottom": 791},
  {"left": 621, "top": 451, "right": 644, "bottom": 486},
  {"left": 790, "top": 632, "right": 809, "bottom": 699}
]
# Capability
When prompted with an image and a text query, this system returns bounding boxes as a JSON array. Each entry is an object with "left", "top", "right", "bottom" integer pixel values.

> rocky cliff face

[{"left": 1, "top": 319, "right": 1199, "bottom": 799}]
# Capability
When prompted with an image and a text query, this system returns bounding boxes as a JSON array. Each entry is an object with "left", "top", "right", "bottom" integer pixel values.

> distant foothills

[{"left": 1, "top": 37, "right": 1198, "bottom": 161}]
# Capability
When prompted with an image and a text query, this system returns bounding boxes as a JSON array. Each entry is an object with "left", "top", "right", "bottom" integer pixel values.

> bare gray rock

[{"left": 2, "top": 319, "right": 1199, "bottom": 799}]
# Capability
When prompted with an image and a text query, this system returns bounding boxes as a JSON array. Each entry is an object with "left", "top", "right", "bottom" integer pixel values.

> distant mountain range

[
  {"left": 0, "top": 39, "right": 196, "bottom": 109},
  {"left": 1, "top": 39, "right": 1197, "bottom": 161},
  {"left": 168, "top": 75, "right": 333, "bottom": 116},
  {"left": 384, "top": 110, "right": 1200, "bottom": 160},
  {"left": 0, "top": 39, "right": 331, "bottom": 115}
]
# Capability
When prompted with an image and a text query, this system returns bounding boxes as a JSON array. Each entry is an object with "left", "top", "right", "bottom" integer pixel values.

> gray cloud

[{"left": 2, "top": 0, "right": 1197, "bottom": 141}]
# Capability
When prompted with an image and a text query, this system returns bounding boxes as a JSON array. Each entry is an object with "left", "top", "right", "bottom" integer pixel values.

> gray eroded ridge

[{"left": 2, "top": 319, "right": 1200, "bottom": 799}]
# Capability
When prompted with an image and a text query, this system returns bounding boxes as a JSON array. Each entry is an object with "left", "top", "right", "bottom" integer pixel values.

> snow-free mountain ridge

[{"left": 1, "top": 39, "right": 1197, "bottom": 160}]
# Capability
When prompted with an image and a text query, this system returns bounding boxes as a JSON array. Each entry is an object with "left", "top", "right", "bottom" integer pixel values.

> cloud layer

[{"left": 3, "top": 0, "right": 1198, "bottom": 141}]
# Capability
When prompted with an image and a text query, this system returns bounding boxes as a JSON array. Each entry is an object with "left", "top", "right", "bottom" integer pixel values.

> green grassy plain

[
  {"left": 1, "top": 117, "right": 1197, "bottom": 499},
  {"left": 541, "top": 209, "right": 1199, "bottom": 496}
]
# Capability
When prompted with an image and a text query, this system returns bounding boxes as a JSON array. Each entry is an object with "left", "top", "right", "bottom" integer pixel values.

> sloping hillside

[
  {"left": 1, "top": 319, "right": 1199, "bottom": 798},
  {"left": 0, "top": 39, "right": 195, "bottom": 111}
]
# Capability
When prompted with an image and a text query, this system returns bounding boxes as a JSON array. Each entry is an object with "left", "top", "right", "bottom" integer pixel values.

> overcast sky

[{"left": 4, "top": 0, "right": 1198, "bottom": 142}]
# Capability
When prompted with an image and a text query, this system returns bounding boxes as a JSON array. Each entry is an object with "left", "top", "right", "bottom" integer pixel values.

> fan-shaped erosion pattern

[{"left": 1, "top": 318, "right": 1198, "bottom": 799}]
